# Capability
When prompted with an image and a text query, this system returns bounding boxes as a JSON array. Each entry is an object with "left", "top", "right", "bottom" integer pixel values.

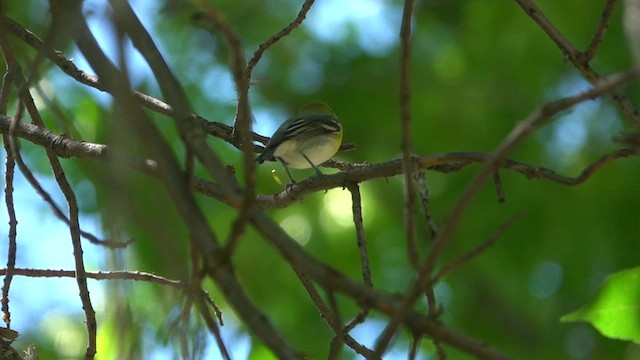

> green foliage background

[{"left": 2, "top": 0, "right": 640, "bottom": 359}]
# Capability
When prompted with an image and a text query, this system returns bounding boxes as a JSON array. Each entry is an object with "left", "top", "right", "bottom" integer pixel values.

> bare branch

[
  {"left": 0, "top": 24, "right": 97, "bottom": 358},
  {"left": 0, "top": 268, "right": 183, "bottom": 287},
  {"left": 493, "top": 171, "right": 506, "bottom": 203},
  {"left": 398, "top": 0, "right": 418, "bottom": 275},
  {"left": 195, "top": 292, "right": 232, "bottom": 360},
  {"left": 432, "top": 215, "right": 522, "bottom": 283},
  {"left": 249, "top": 209, "right": 514, "bottom": 359},
  {"left": 513, "top": 0, "right": 640, "bottom": 126},
  {"left": 292, "top": 268, "right": 376, "bottom": 358},
  {"left": 192, "top": 1, "right": 245, "bottom": 87},
  {"left": 583, "top": 0, "right": 619, "bottom": 62},
  {"left": 348, "top": 182, "right": 372, "bottom": 287},
  {"left": 1, "top": 6, "right": 637, "bottom": 358},
  {"left": 373, "top": 67, "right": 640, "bottom": 360},
  {"left": 416, "top": 171, "right": 438, "bottom": 241},
  {"left": 50, "top": 3, "right": 304, "bottom": 357},
  {"left": 229, "top": 0, "right": 317, "bottom": 253},
  {"left": 109, "top": 0, "right": 237, "bottom": 192},
  {"left": 0, "top": 144, "right": 16, "bottom": 329},
  {"left": 3, "top": 113, "right": 639, "bottom": 210},
  {"left": 1, "top": 69, "right": 17, "bottom": 329}
]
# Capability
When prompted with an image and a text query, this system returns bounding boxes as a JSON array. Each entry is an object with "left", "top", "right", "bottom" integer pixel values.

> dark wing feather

[{"left": 256, "top": 113, "right": 340, "bottom": 163}]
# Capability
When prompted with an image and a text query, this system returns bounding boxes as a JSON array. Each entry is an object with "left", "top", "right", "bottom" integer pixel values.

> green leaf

[{"left": 561, "top": 266, "right": 640, "bottom": 344}]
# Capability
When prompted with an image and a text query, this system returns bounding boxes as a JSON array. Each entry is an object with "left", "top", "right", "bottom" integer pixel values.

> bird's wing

[
  {"left": 256, "top": 114, "right": 340, "bottom": 163},
  {"left": 282, "top": 114, "right": 341, "bottom": 139}
]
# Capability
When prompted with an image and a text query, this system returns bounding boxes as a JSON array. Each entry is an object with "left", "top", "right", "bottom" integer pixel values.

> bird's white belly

[{"left": 274, "top": 135, "right": 339, "bottom": 169}]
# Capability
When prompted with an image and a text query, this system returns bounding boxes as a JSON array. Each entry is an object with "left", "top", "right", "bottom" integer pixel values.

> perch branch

[{"left": 2, "top": 113, "right": 639, "bottom": 210}]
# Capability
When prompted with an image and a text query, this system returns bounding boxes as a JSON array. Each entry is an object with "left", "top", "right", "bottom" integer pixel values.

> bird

[{"left": 256, "top": 101, "right": 343, "bottom": 183}]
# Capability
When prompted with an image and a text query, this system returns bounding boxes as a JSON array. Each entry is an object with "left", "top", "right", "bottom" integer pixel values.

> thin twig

[
  {"left": 493, "top": 171, "right": 506, "bottom": 203},
  {"left": 192, "top": 0, "right": 245, "bottom": 87},
  {"left": 375, "top": 0, "right": 417, "bottom": 354},
  {"left": 416, "top": 171, "right": 438, "bottom": 241},
  {"left": 0, "top": 72, "right": 17, "bottom": 328},
  {"left": 513, "top": 0, "right": 640, "bottom": 126},
  {"left": 195, "top": 291, "right": 232, "bottom": 360},
  {"left": 1, "top": 114, "right": 129, "bottom": 248},
  {"left": 249, "top": 209, "right": 514, "bottom": 360},
  {"left": 0, "top": 268, "right": 183, "bottom": 287},
  {"left": 291, "top": 267, "right": 376, "bottom": 358},
  {"left": 348, "top": 182, "right": 372, "bottom": 287},
  {"left": 0, "top": 15, "right": 368, "bottom": 155},
  {"left": 230, "top": 0, "right": 317, "bottom": 253},
  {"left": 0, "top": 28, "right": 97, "bottom": 359},
  {"left": 432, "top": 215, "right": 522, "bottom": 283},
  {"left": 327, "top": 180, "right": 376, "bottom": 358},
  {"left": 583, "top": 0, "right": 619, "bottom": 63},
  {"left": 399, "top": 0, "right": 418, "bottom": 272},
  {"left": 408, "top": 333, "right": 420, "bottom": 360},
  {"left": 424, "top": 68, "right": 640, "bottom": 277},
  {"left": 374, "top": 67, "right": 640, "bottom": 360}
]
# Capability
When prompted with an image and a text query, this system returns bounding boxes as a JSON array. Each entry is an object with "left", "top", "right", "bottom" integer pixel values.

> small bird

[{"left": 256, "top": 101, "right": 343, "bottom": 183}]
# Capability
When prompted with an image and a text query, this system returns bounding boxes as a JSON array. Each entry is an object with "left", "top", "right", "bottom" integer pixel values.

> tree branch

[
  {"left": 0, "top": 24, "right": 97, "bottom": 358},
  {"left": 249, "top": 209, "right": 514, "bottom": 359},
  {"left": 512, "top": 0, "right": 640, "bottom": 126},
  {"left": 3, "top": 113, "right": 639, "bottom": 210},
  {"left": 398, "top": 0, "right": 419, "bottom": 277},
  {"left": 373, "top": 67, "right": 640, "bottom": 360},
  {"left": 583, "top": 0, "right": 619, "bottom": 62},
  {"left": 0, "top": 268, "right": 183, "bottom": 288}
]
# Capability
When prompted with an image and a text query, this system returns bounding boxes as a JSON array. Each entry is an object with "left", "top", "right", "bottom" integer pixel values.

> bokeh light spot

[
  {"left": 280, "top": 215, "right": 312, "bottom": 246},
  {"left": 529, "top": 260, "right": 563, "bottom": 298}
]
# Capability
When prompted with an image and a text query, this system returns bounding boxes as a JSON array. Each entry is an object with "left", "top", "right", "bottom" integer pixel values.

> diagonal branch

[
  {"left": 512, "top": 0, "right": 640, "bottom": 126},
  {"left": 249, "top": 209, "right": 514, "bottom": 360},
  {"left": 109, "top": 0, "right": 237, "bottom": 193},
  {"left": 374, "top": 67, "right": 640, "bottom": 359},
  {"left": 51, "top": 2, "right": 304, "bottom": 358},
  {"left": 432, "top": 215, "right": 522, "bottom": 283},
  {"left": 583, "top": 0, "right": 619, "bottom": 62}
]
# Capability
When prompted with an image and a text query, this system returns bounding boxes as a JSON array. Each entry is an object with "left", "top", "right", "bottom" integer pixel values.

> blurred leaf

[{"left": 561, "top": 266, "right": 640, "bottom": 344}]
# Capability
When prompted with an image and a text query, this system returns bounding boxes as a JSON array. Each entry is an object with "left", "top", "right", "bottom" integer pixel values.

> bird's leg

[
  {"left": 302, "top": 153, "right": 323, "bottom": 176},
  {"left": 276, "top": 157, "right": 297, "bottom": 183}
]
